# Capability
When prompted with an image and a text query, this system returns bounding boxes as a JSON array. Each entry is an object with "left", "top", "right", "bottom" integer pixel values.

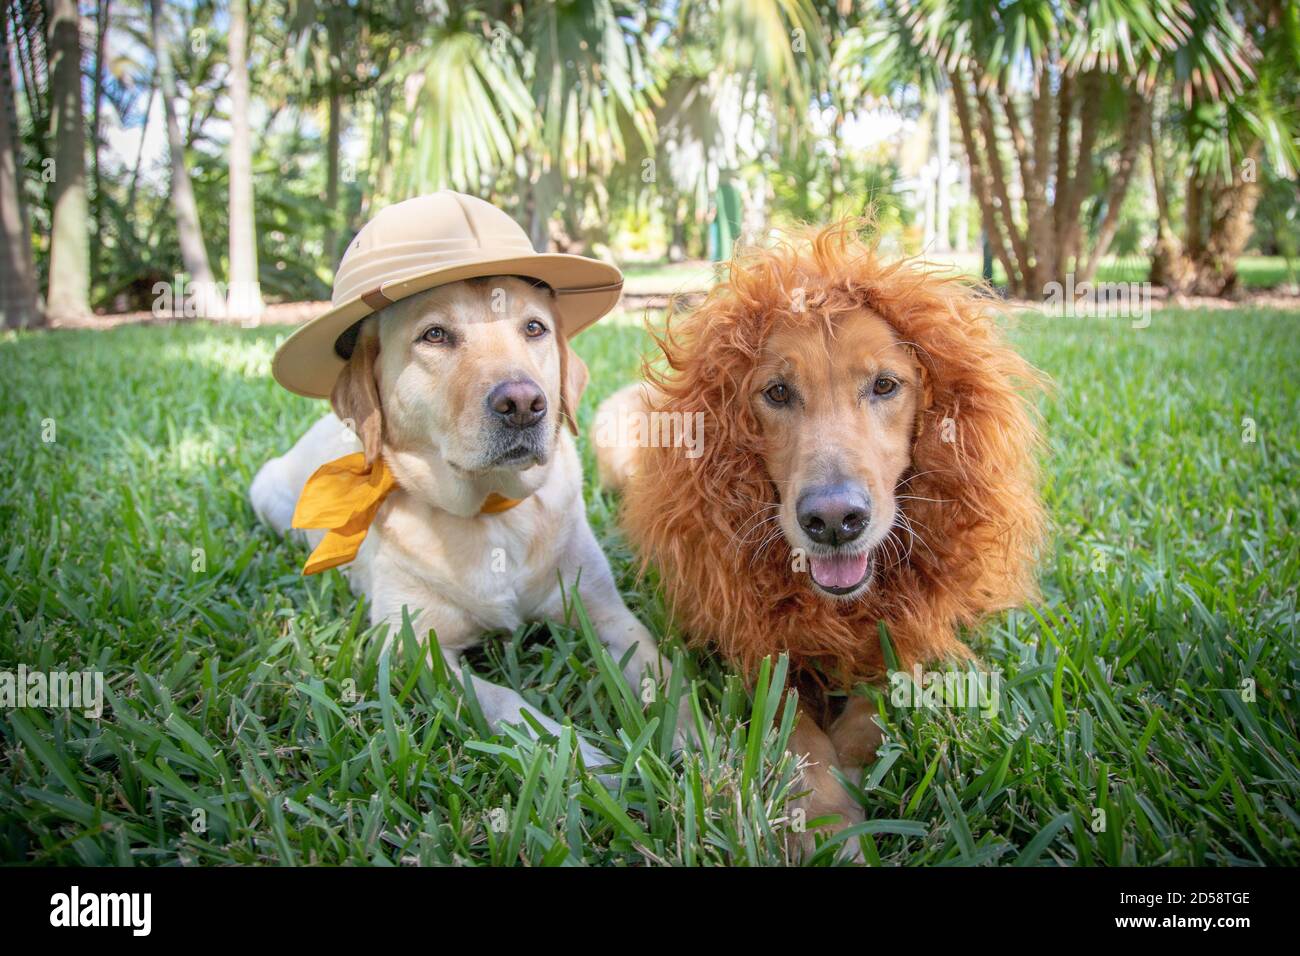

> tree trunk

[
  {"left": 935, "top": 85, "right": 950, "bottom": 251},
  {"left": 999, "top": 86, "right": 1051, "bottom": 288},
  {"left": 1192, "top": 142, "right": 1263, "bottom": 297},
  {"left": 923, "top": 99, "right": 937, "bottom": 249},
  {"left": 323, "top": 18, "right": 343, "bottom": 267},
  {"left": 46, "top": 0, "right": 91, "bottom": 321},
  {"left": 226, "top": 0, "right": 262, "bottom": 319},
  {"left": 528, "top": 195, "right": 549, "bottom": 252},
  {"left": 528, "top": 167, "right": 559, "bottom": 252},
  {"left": 13, "top": 1, "right": 48, "bottom": 176},
  {"left": 669, "top": 199, "right": 687, "bottom": 262},
  {"left": 1030, "top": 67, "right": 1057, "bottom": 282},
  {"left": 954, "top": 163, "right": 970, "bottom": 252},
  {"left": 2, "top": 18, "right": 41, "bottom": 327},
  {"left": 90, "top": 0, "right": 111, "bottom": 288},
  {"left": 1059, "top": 71, "right": 1102, "bottom": 274},
  {"left": 1053, "top": 71, "right": 1072, "bottom": 252},
  {"left": 364, "top": 79, "right": 393, "bottom": 218},
  {"left": 1147, "top": 102, "right": 1189, "bottom": 291},
  {"left": 126, "top": 84, "right": 155, "bottom": 246},
  {"left": 950, "top": 70, "right": 1018, "bottom": 290},
  {"left": 149, "top": 0, "right": 222, "bottom": 317},
  {"left": 1078, "top": 92, "right": 1148, "bottom": 283},
  {"left": 1155, "top": 139, "right": 1261, "bottom": 298},
  {"left": 975, "top": 86, "right": 1030, "bottom": 294}
]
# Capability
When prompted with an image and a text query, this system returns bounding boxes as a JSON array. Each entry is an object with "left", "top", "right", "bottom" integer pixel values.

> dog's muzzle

[
  {"left": 483, "top": 377, "right": 549, "bottom": 468},
  {"left": 487, "top": 379, "right": 547, "bottom": 430},
  {"left": 796, "top": 481, "right": 874, "bottom": 595}
]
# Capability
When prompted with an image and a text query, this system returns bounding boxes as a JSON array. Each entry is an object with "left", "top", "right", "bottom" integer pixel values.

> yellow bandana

[{"left": 291, "top": 452, "right": 525, "bottom": 575}]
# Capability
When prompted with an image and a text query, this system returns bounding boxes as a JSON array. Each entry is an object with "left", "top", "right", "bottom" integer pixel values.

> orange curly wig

[{"left": 620, "top": 221, "right": 1046, "bottom": 687}]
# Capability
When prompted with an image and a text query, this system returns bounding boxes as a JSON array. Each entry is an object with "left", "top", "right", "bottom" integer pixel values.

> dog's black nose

[
  {"left": 796, "top": 482, "right": 870, "bottom": 546},
  {"left": 488, "top": 379, "right": 546, "bottom": 429}
]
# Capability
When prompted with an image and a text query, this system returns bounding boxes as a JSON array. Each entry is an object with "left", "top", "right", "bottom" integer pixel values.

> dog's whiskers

[
  {"left": 729, "top": 503, "right": 781, "bottom": 546},
  {"left": 889, "top": 528, "right": 910, "bottom": 567},
  {"left": 750, "top": 524, "right": 787, "bottom": 565},
  {"left": 895, "top": 506, "right": 941, "bottom": 540},
  {"left": 741, "top": 515, "right": 783, "bottom": 551},
  {"left": 893, "top": 510, "right": 937, "bottom": 565},
  {"left": 876, "top": 531, "right": 901, "bottom": 571},
  {"left": 896, "top": 469, "right": 949, "bottom": 489}
]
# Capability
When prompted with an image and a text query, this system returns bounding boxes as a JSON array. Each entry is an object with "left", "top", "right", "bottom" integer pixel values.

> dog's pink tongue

[{"left": 809, "top": 552, "right": 869, "bottom": 590}]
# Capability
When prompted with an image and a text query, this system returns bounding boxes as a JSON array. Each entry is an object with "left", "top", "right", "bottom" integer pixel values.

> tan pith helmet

[{"left": 271, "top": 191, "right": 624, "bottom": 398}]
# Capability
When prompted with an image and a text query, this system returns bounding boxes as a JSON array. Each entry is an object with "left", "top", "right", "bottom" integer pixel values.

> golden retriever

[{"left": 595, "top": 224, "right": 1045, "bottom": 854}]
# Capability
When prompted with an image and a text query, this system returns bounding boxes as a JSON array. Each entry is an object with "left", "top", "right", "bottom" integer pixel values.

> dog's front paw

[{"left": 786, "top": 780, "right": 865, "bottom": 864}]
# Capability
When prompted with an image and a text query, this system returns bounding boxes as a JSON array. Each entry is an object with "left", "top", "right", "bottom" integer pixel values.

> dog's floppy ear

[
  {"left": 330, "top": 318, "right": 384, "bottom": 465},
  {"left": 898, "top": 283, "right": 1045, "bottom": 625},
  {"left": 557, "top": 330, "right": 589, "bottom": 436}
]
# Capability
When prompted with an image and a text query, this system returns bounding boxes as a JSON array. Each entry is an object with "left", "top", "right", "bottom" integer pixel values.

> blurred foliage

[{"left": 5, "top": 0, "right": 1298, "bottom": 311}]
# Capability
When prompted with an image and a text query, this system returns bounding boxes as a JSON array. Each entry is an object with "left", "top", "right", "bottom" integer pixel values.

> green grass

[
  {"left": 1, "top": 306, "right": 1297, "bottom": 866},
  {"left": 1080, "top": 254, "right": 1299, "bottom": 290}
]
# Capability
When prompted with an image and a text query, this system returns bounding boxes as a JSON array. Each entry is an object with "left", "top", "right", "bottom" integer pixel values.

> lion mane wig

[{"left": 620, "top": 222, "right": 1046, "bottom": 687}]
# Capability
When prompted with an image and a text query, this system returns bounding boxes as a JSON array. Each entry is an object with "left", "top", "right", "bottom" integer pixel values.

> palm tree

[
  {"left": 519, "top": 0, "right": 659, "bottom": 249},
  {"left": 5, "top": 0, "right": 47, "bottom": 171},
  {"left": 89, "top": 0, "right": 111, "bottom": 289},
  {"left": 933, "top": 83, "right": 951, "bottom": 251},
  {"left": 149, "top": 0, "right": 222, "bottom": 317},
  {"left": 703, "top": 0, "right": 829, "bottom": 139},
  {"left": 848, "top": 0, "right": 1248, "bottom": 297},
  {"left": 384, "top": 7, "right": 534, "bottom": 199},
  {"left": 1, "top": 13, "right": 41, "bottom": 328},
  {"left": 646, "top": 56, "right": 731, "bottom": 256},
  {"left": 632, "top": 0, "right": 830, "bottom": 256},
  {"left": 227, "top": 0, "right": 263, "bottom": 318},
  {"left": 322, "top": 11, "right": 342, "bottom": 262},
  {"left": 384, "top": 2, "right": 659, "bottom": 251},
  {"left": 285, "top": 0, "right": 368, "bottom": 265},
  {"left": 1151, "top": 0, "right": 1299, "bottom": 295},
  {"left": 46, "top": 0, "right": 90, "bottom": 321}
]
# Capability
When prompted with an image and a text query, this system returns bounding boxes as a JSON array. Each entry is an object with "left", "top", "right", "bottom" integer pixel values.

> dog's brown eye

[
  {"left": 524, "top": 319, "right": 548, "bottom": 338},
  {"left": 421, "top": 326, "right": 447, "bottom": 344},
  {"left": 764, "top": 382, "right": 791, "bottom": 406},
  {"left": 872, "top": 376, "right": 899, "bottom": 397}
]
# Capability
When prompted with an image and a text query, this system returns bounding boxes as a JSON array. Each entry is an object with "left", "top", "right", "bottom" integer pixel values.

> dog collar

[{"left": 291, "top": 452, "right": 526, "bottom": 575}]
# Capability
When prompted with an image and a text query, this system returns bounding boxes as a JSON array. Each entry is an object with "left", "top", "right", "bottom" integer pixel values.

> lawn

[{"left": 1, "top": 305, "right": 1297, "bottom": 866}]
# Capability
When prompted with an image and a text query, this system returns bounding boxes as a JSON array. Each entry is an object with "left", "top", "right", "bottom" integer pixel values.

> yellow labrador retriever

[{"left": 251, "top": 276, "right": 673, "bottom": 768}]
